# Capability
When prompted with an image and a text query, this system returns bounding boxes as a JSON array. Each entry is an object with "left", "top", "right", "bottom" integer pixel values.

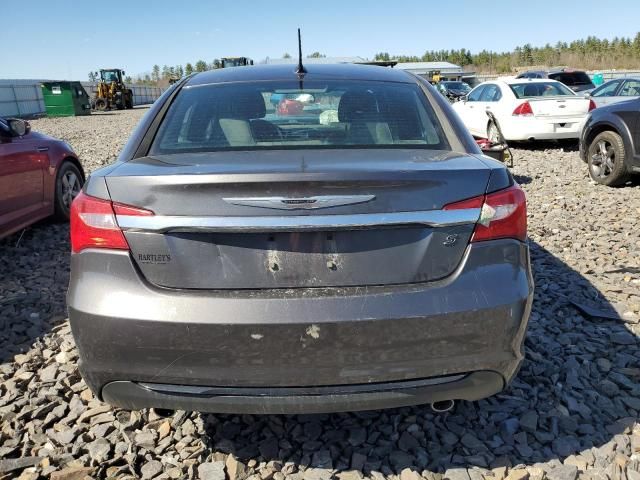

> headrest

[
  {"left": 523, "top": 84, "right": 539, "bottom": 97},
  {"left": 217, "top": 90, "right": 266, "bottom": 119},
  {"left": 338, "top": 90, "right": 380, "bottom": 122}
]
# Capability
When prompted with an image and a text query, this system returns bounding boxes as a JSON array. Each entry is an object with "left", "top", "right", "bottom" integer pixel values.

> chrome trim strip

[
  {"left": 139, "top": 374, "right": 468, "bottom": 396},
  {"left": 223, "top": 195, "right": 376, "bottom": 210},
  {"left": 117, "top": 208, "right": 480, "bottom": 233}
]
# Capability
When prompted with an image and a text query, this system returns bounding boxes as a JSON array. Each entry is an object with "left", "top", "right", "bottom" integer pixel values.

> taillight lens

[
  {"left": 444, "top": 184, "right": 527, "bottom": 242},
  {"left": 588, "top": 99, "right": 596, "bottom": 112},
  {"left": 70, "top": 191, "right": 153, "bottom": 253},
  {"left": 512, "top": 101, "right": 533, "bottom": 116}
]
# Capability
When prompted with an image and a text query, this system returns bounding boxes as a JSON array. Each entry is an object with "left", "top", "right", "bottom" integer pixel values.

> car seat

[
  {"left": 338, "top": 90, "right": 392, "bottom": 145},
  {"left": 217, "top": 91, "right": 266, "bottom": 146}
]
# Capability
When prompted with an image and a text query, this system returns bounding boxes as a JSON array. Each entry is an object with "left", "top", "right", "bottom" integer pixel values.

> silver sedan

[{"left": 589, "top": 78, "right": 640, "bottom": 108}]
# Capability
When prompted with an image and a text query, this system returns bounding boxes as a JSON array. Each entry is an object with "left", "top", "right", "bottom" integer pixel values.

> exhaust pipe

[
  {"left": 152, "top": 408, "right": 175, "bottom": 418},
  {"left": 430, "top": 400, "right": 455, "bottom": 413}
]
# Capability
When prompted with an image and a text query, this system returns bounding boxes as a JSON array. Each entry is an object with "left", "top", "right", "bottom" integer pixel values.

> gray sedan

[
  {"left": 67, "top": 64, "right": 534, "bottom": 414},
  {"left": 589, "top": 78, "right": 640, "bottom": 108}
]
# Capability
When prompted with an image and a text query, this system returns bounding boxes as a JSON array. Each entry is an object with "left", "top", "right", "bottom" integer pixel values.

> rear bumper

[
  {"left": 102, "top": 371, "right": 504, "bottom": 414},
  {"left": 68, "top": 238, "right": 533, "bottom": 413},
  {"left": 502, "top": 116, "right": 586, "bottom": 141}
]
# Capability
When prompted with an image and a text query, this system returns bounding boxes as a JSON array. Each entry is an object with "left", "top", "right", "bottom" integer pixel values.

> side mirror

[
  {"left": 462, "top": 95, "right": 468, "bottom": 103},
  {"left": 8, "top": 119, "right": 30, "bottom": 137}
]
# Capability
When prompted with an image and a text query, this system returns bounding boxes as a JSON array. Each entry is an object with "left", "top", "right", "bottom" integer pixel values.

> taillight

[
  {"left": 588, "top": 99, "right": 596, "bottom": 112},
  {"left": 444, "top": 184, "right": 527, "bottom": 242},
  {"left": 70, "top": 191, "right": 153, "bottom": 253},
  {"left": 512, "top": 102, "right": 533, "bottom": 116}
]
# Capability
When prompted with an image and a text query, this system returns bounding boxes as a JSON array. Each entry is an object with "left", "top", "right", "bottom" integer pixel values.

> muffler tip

[
  {"left": 152, "top": 408, "right": 175, "bottom": 418},
  {"left": 430, "top": 399, "right": 455, "bottom": 413}
]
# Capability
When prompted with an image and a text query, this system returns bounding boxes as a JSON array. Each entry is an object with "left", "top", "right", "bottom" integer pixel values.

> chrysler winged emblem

[{"left": 223, "top": 195, "right": 375, "bottom": 210}]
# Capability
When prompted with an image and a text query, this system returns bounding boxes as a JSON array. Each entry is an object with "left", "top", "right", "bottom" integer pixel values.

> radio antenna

[{"left": 295, "top": 28, "right": 306, "bottom": 76}]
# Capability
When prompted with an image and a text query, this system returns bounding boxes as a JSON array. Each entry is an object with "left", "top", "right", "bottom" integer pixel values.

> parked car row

[
  {"left": 0, "top": 116, "right": 84, "bottom": 239},
  {"left": 447, "top": 72, "right": 640, "bottom": 186}
]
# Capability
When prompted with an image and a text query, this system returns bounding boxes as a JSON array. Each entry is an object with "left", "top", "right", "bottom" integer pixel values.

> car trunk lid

[
  {"left": 528, "top": 97, "right": 590, "bottom": 120},
  {"left": 105, "top": 149, "right": 490, "bottom": 289}
]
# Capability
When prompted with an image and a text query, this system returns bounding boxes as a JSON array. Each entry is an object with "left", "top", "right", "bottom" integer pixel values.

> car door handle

[{"left": 36, "top": 147, "right": 49, "bottom": 152}]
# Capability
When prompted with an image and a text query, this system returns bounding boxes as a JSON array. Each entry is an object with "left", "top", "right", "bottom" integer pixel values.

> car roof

[
  {"left": 600, "top": 77, "right": 640, "bottom": 83},
  {"left": 501, "top": 78, "right": 564, "bottom": 85},
  {"left": 477, "top": 78, "right": 564, "bottom": 88},
  {"left": 185, "top": 63, "right": 416, "bottom": 86},
  {"left": 518, "top": 68, "right": 588, "bottom": 74},
  {"left": 548, "top": 68, "right": 587, "bottom": 73}
]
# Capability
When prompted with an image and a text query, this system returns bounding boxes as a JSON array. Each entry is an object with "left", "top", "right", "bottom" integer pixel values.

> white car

[{"left": 451, "top": 78, "right": 595, "bottom": 142}]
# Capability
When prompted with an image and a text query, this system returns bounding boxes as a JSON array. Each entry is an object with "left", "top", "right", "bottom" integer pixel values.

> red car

[{"left": 0, "top": 117, "right": 84, "bottom": 239}]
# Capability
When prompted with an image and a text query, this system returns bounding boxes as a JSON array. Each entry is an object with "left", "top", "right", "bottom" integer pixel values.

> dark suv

[
  {"left": 516, "top": 68, "right": 595, "bottom": 92},
  {"left": 579, "top": 97, "right": 640, "bottom": 186}
]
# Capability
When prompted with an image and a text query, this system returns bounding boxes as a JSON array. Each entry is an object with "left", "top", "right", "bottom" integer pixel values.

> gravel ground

[{"left": 1, "top": 109, "right": 639, "bottom": 480}]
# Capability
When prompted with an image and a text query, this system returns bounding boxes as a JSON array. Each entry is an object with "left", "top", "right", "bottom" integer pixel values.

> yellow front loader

[{"left": 92, "top": 69, "right": 134, "bottom": 111}]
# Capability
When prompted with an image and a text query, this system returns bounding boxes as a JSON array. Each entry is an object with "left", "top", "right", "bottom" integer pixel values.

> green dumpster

[{"left": 41, "top": 81, "right": 91, "bottom": 117}]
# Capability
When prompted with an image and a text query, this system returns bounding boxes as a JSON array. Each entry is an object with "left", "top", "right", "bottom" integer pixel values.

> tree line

[
  {"left": 115, "top": 52, "right": 329, "bottom": 86},
  {"left": 135, "top": 60, "right": 219, "bottom": 86},
  {"left": 89, "top": 31, "right": 640, "bottom": 85},
  {"left": 374, "top": 32, "right": 640, "bottom": 73}
]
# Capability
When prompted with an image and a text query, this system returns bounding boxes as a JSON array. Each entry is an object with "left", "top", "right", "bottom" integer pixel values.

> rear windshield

[
  {"left": 509, "top": 82, "right": 575, "bottom": 99},
  {"left": 549, "top": 72, "right": 594, "bottom": 87},
  {"left": 443, "top": 81, "right": 471, "bottom": 91},
  {"left": 150, "top": 80, "right": 449, "bottom": 154}
]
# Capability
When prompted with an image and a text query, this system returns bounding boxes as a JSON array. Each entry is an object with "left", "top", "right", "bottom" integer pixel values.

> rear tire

[
  {"left": 54, "top": 162, "right": 84, "bottom": 221},
  {"left": 587, "top": 131, "right": 629, "bottom": 186}
]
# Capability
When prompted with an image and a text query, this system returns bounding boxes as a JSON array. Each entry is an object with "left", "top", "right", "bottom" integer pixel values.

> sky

[{"left": 2, "top": 0, "right": 640, "bottom": 80}]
